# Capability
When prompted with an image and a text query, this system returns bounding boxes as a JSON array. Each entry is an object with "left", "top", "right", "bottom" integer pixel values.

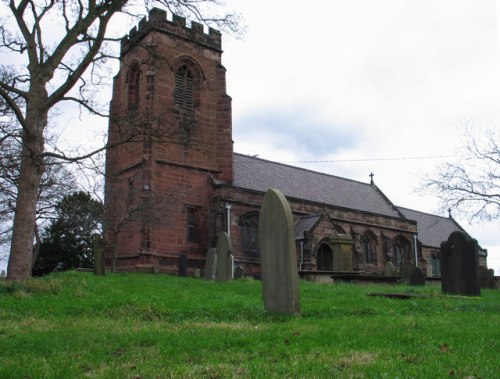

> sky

[
  {"left": 1, "top": 0, "right": 500, "bottom": 275},
  {"left": 221, "top": 0, "right": 500, "bottom": 274}
]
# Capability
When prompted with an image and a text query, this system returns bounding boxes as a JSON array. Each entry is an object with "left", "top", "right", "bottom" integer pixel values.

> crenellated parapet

[{"left": 121, "top": 7, "right": 222, "bottom": 55}]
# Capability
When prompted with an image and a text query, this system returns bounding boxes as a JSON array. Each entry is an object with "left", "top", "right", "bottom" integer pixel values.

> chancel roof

[
  {"left": 396, "top": 207, "right": 464, "bottom": 248},
  {"left": 232, "top": 153, "right": 402, "bottom": 218}
]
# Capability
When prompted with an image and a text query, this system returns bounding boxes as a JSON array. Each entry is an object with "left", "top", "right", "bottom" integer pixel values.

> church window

[
  {"left": 361, "top": 231, "right": 376, "bottom": 264},
  {"left": 317, "top": 244, "right": 333, "bottom": 271},
  {"left": 126, "top": 63, "right": 140, "bottom": 110},
  {"left": 392, "top": 236, "right": 411, "bottom": 266},
  {"left": 240, "top": 212, "right": 259, "bottom": 255},
  {"left": 186, "top": 208, "right": 197, "bottom": 243},
  {"left": 431, "top": 253, "right": 441, "bottom": 276},
  {"left": 175, "top": 65, "right": 193, "bottom": 108}
]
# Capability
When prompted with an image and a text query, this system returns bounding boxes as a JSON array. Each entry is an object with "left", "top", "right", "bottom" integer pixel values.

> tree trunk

[{"left": 7, "top": 110, "right": 46, "bottom": 281}]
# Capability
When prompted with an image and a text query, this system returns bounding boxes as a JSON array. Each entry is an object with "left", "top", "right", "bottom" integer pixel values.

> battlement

[{"left": 121, "top": 8, "right": 222, "bottom": 55}]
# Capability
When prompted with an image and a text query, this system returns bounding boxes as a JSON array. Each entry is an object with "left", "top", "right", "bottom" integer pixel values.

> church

[{"left": 104, "top": 8, "right": 487, "bottom": 278}]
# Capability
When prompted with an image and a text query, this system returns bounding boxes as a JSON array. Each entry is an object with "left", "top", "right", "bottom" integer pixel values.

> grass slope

[{"left": 0, "top": 271, "right": 499, "bottom": 378}]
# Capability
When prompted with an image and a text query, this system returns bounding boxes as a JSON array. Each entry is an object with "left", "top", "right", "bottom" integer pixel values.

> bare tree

[
  {"left": 0, "top": 1, "right": 241, "bottom": 281},
  {"left": 424, "top": 127, "right": 500, "bottom": 222}
]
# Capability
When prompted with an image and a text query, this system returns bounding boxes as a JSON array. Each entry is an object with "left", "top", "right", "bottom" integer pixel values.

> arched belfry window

[
  {"left": 175, "top": 65, "right": 193, "bottom": 108},
  {"left": 126, "top": 63, "right": 140, "bottom": 110}
]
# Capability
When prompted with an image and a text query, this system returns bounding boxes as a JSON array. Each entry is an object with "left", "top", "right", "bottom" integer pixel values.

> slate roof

[
  {"left": 396, "top": 207, "right": 463, "bottom": 248},
  {"left": 232, "top": 153, "right": 401, "bottom": 218},
  {"left": 294, "top": 214, "right": 322, "bottom": 240}
]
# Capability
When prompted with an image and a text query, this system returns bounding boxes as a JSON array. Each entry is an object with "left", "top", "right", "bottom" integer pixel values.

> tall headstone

[
  {"left": 259, "top": 188, "right": 300, "bottom": 315},
  {"left": 203, "top": 248, "right": 218, "bottom": 281},
  {"left": 215, "top": 232, "right": 232, "bottom": 282},
  {"left": 441, "top": 231, "right": 480, "bottom": 296},
  {"left": 93, "top": 234, "right": 105, "bottom": 276},
  {"left": 178, "top": 254, "right": 188, "bottom": 277}
]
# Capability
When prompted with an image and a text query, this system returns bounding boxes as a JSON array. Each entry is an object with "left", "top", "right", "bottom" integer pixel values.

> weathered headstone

[
  {"left": 441, "top": 231, "right": 480, "bottom": 296},
  {"left": 178, "top": 254, "right": 188, "bottom": 277},
  {"left": 479, "top": 267, "right": 497, "bottom": 289},
  {"left": 203, "top": 248, "right": 217, "bottom": 281},
  {"left": 384, "top": 261, "right": 394, "bottom": 276},
  {"left": 259, "top": 188, "right": 300, "bottom": 315},
  {"left": 0, "top": 270, "right": 5, "bottom": 278},
  {"left": 93, "top": 234, "right": 105, "bottom": 276},
  {"left": 215, "top": 232, "right": 232, "bottom": 282},
  {"left": 399, "top": 261, "right": 416, "bottom": 284},
  {"left": 409, "top": 267, "right": 426, "bottom": 286}
]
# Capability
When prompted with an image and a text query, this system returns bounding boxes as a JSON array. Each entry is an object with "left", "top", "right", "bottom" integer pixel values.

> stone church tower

[{"left": 104, "top": 8, "right": 232, "bottom": 272}]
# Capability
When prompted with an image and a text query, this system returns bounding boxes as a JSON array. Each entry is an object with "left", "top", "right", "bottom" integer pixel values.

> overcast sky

[
  {"left": 222, "top": 0, "right": 500, "bottom": 273},
  {"left": 1, "top": 0, "right": 499, "bottom": 274}
]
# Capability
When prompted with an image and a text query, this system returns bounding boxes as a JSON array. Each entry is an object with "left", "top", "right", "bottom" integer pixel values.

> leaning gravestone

[
  {"left": 384, "top": 261, "right": 394, "bottom": 276},
  {"left": 203, "top": 248, "right": 217, "bottom": 281},
  {"left": 215, "top": 232, "right": 232, "bottom": 282},
  {"left": 409, "top": 267, "right": 426, "bottom": 286},
  {"left": 178, "top": 254, "right": 188, "bottom": 277},
  {"left": 441, "top": 231, "right": 480, "bottom": 296},
  {"left": 93, "top": 234, "right": 105, "bottom": 276},
  {"left": 259, "top": 188, "right": 300, "bottom": 315}
]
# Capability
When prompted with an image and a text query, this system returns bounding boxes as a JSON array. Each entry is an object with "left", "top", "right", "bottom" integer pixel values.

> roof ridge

[
  {"left": 233, "top": 152, "right": 372, "bottom": 187},
  {"left": 397, "top": 206, "right": 449, "bottom": 220}
]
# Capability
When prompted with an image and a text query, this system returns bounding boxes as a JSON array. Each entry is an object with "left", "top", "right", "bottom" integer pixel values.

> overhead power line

[{"left": 282, "top": 154, "right": 466, "bottom": 164}]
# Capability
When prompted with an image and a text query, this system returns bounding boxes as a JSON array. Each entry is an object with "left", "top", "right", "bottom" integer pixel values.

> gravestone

[
  {"left": 92, "top": 234, "right": 105, "bottom": 276},
  {"left": 441, "top": 231, "right": 480, "bottom": 296},
  {"left": 203, "top": 248, "right": 218, "bottom": 281},
  {"left": 234, "top": 265, "right": 245, "bottom": 279},
  {"left": 178, "top": 254, "right": 188, "bottom": 277},
  {"left": 0, "top": 270, "right": 5, "bottom": 278},
  {"left": 259, "top": 188, "right": 301, "bottom": 315},
  {"left": 409, "top": 267, "right": 425, "bottom": 286},
  {"left": 399, "top": 261, "right": 416, "bottom": 284},
  {"left": 384, "top": 261, "right": 394, "bottom": 276},
  {"left": 215, "top": 232, "right": 232, "bottom": 282},
  {"left": 479, "top": 267, "right": 497, "bottom": 289}
]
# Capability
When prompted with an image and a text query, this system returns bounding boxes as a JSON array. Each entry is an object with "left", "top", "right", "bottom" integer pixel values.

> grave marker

[
  {"left": 441, "top": 231, "right": 480, "bottom": 296},
  {"left": 203, "top": 248, "right": 217, "bottom": 281},
  {"left": 93, "top": 234, "right": 105, "bottom": 276},
  {"left": 178, "top": 254, "right": 188, "bottom": 277},
  {"left": 215, "top": 232, "right": 232, "bottom": 282},
  {"left": 259, "top": 188, "right": 300, "bottom": 315}
]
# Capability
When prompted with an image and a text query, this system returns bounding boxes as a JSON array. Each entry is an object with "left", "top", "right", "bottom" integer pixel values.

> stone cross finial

[{"left": 369, "top": 172, "right": 374, "bottom": 185}]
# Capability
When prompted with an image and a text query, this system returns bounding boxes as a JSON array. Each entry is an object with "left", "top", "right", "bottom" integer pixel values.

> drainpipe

[
  {"left": 299, "top": 241, "right": 304, "bottom": 271},
  {"left": 226, "top": 203, "right": 233, "bottom": 278},
  {"left": 413, "top": 233, "right": 418, "bottom": 266},
  {"left": 225, "top": 203, "right": 232, "bottom": 237}
]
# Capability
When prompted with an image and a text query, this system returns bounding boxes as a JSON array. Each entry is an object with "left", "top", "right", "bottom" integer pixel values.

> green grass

[{"left": 1, "top": 272, "right": 499, "bottom": 378}]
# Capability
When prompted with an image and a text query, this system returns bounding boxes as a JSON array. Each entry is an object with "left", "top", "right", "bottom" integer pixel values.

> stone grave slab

[{"left": 178, "top": 254, "right": 188, "bottom": 277}]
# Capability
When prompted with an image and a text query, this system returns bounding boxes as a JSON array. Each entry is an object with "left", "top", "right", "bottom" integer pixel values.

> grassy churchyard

[{"left": 0, "top": 271, "right": 499, "bottom": 378}]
